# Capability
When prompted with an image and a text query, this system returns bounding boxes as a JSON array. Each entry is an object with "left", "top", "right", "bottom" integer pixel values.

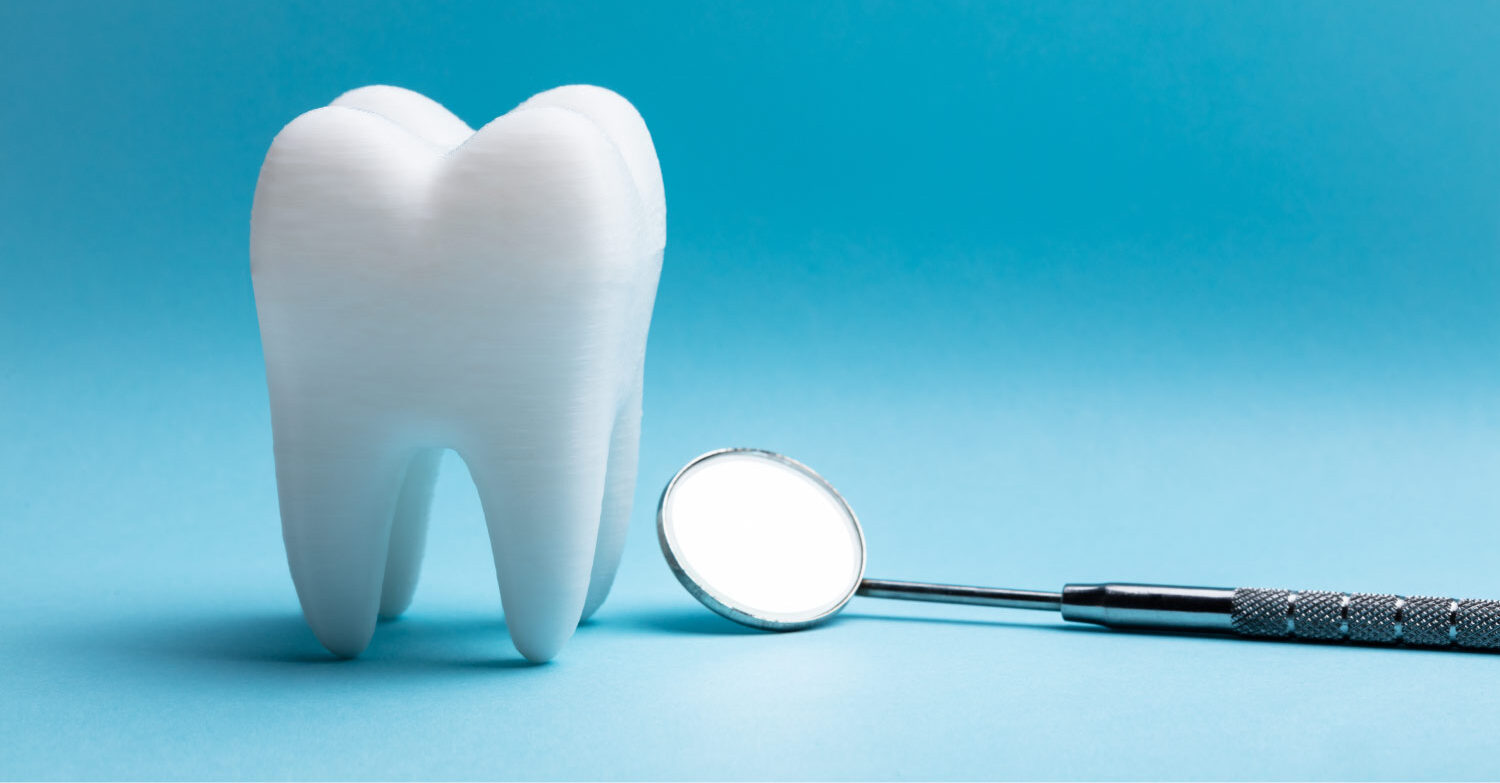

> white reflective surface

[{"left": 658, "top": 450, "right": 866, "bottom": 628}]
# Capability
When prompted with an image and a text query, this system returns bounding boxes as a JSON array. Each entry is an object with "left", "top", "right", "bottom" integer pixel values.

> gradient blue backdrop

[{"left": 3, "top": 2, "right": 1499, "bottom": 779}]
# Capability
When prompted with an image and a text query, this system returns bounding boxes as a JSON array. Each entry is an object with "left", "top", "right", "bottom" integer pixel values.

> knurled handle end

[{"left": 1231, "top": 588, "right": 1500, "bottom": 649}]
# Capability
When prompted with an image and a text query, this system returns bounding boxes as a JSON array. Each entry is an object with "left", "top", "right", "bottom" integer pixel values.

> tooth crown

[
  {"left": 250, "top": 85, "right": 664, "bottom": 662},
  {"left": 253, "top": 89, "right": 661, "bottom": 434}
]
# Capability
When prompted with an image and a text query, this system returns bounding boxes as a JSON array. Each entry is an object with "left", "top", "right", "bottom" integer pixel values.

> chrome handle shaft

[{"left": 857, "top": 579, "right": 1062, "bottom": 611}]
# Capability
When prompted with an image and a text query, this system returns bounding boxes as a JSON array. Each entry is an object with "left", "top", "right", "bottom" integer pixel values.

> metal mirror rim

[{"left": 656, "top": 448, "right": 869, "bottom": 631}]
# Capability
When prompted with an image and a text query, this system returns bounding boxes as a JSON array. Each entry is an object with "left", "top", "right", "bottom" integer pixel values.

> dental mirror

[
  {"left": 657, "top": 448, "right": 1500, "bottom": 652},
  {"left": 656, "top": 449, "right": 866, "bottom": 629}
]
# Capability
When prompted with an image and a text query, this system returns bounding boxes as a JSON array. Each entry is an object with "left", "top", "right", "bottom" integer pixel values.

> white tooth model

[{"left": 250, "top": 85, "right": 665, "bottom": 662}]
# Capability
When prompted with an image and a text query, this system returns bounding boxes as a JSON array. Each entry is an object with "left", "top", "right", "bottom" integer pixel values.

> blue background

[{"left": 3, "top": 1, "right": 1499, "bottom": 779}]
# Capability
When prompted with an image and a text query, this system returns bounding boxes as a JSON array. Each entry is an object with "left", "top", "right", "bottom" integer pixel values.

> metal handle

[
  {"left": 857, "top": 580, "right": 1500, "bottom": 651},
  {"left": 1058, "top": 583, "right": 1500, "bottom": 649},
  {"left": 1230, "top": 588, "right": 1500, "bottom": 649}
]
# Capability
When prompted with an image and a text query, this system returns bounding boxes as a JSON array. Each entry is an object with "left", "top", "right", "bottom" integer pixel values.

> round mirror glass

[{"left": 657, "top": 449, "right": 867, "bottom": 630}]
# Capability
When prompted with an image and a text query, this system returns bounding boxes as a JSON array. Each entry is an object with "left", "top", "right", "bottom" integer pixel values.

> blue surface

[{"left": 3, "top": 1, "right": 1500, "bottom": 779}]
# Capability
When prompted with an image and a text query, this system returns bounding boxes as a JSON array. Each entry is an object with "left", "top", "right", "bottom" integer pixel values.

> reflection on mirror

[{"left": 657, "top": 449, "right": 867, "bottom": 629}]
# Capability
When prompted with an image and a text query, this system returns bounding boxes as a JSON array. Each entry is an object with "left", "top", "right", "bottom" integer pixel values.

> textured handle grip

[{"left": 1231, "top": 588, "right": 1500, "bottom": 649}]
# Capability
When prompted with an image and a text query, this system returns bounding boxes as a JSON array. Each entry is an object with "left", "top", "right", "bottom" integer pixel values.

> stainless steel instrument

[
  {"left": 658, "top": 448, "right": 1500, "bottom": 650},
  {"left": 858, "top": 579, "right": 1500, "bottom": 649}
]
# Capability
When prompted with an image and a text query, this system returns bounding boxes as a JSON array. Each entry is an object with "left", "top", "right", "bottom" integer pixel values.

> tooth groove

[{"left": 462, "top": 396, "right": 615, "bottom": 663}]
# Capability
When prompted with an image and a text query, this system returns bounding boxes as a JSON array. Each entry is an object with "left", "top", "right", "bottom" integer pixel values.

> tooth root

[
  {"left": 273, "top": 427, "right": 409, "bottom": 658},
  {"left": 581, "top": 377, "right": 643, "bottom": 621},
  {"left": 378, "top": 448, "right": 443, "bottom": 620},
  {"left": 516, "top": 87, "right": 661, "bottom": 625},
  {"left": 463, "top": 410, "right": 613, "bottom": 663}
]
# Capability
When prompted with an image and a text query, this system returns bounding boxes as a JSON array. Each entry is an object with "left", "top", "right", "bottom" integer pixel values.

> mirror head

[{"left": 657, "top": 449, "right": 867, "bottom": 630}]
